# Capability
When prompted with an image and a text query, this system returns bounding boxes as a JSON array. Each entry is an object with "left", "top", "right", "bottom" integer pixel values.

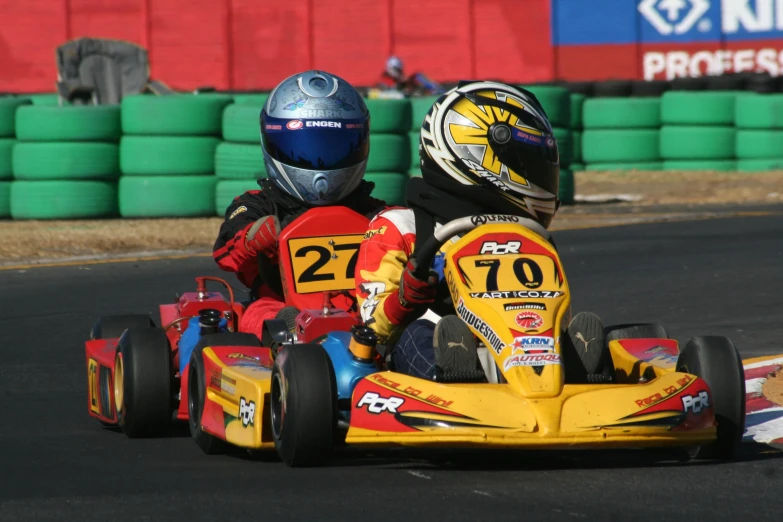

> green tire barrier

[
  {"left": 660, "top": 126, "right": 735, "bottom": 160},
  {"left": 121, "top": 94, "right": 233, "bottom": 135},
  {"left": 12, "top": 142, "right": 119, "bottom": 181},
  {"left": 120, "top": 136, "right": 220, "bottom": 176},
  {"left": 585, "top": 162, "right": 664, "bottom": 171},
  {"left": 233, "top": 94, "right": 269, "bottom": 107},
  {"left": 409, "top": 168, "right": 421, "bottom": 178},
  {"left": 520, "top": 85, "right": 570, "bottom": 128},
  {"left": 365, "top": 98, "right": 411, "bottom": 133},
  {"left": 570, "top": 163, "right": 585, "bottom": 171},
  {"left": 222, "top": 105, "right": 261, "bottom": 143},
  {"left": 215, "top": 179, "right": 260, "bottom": 216},
  {"left": 583, "top": 98, "right": 660, "bottom": 129},
  {"left": 367, "top": 134, "right": 408, "bottom": 172},
  {"left": 0, "top": 97, "right": 31, "bottom": 136},
  {"left": 553, "top": 127, "right": 572, "bottom": 166},
  {"left": 119, "top": 176, "right": 217, "bottom": 217},
  {"left": 572, "top": 131, "right": 582, "bottom": 163},
  {"left": 366, "top": 172, "right": 406, "bottom": 206},
  {"left": 10, "top": 180, "right": 117, "bottom": 219},
  {"left": 0, "top": 181, "right": 9, "bottom": 218},
  {"left": 582, "top": 130, "right": 660, "bottom": 163},
  {"left": 737, "top": 158, "right": 783, "bottom": 171},
  {"left": 411, "top": 96, "right": 440, "bottom": 130},
  {"left": 558, "top": 169, "right": 574, "bottom": 205},
  {"left": 570, "top": 94, "right": 585, "bottom": 129},
  {"left": 735, "top": 95, "right": 783, "bottom": 129},
  {"left": 408, "top": 131, "right": 420, "bottom": 169},
  {"left": 661, "top": 92, "right": 739, "bottom": 126},
  {"left": 0, "top": 139, "right": 12, "bottom": 180},
  {"left": 736, "top": 130, "right": 783, "bottom": 158},
  {"left": 28, "top": 94, "right": 62, "bottom": 106},
  {"left": 663, "top": 160, "right": 737, "bottom": 171},
  {"left": 15, "top": 105, "right": 121, "bottom": 142},
  {"left": 215, "top": 142, "right": 266, "bottom": 180}
]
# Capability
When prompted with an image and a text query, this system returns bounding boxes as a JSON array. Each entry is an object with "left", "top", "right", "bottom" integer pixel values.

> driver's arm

[
  {"left": 354, "top": 209, "right": 416, "bottom": 343},
  {"left": 213, "top": 190, "right": 275, "bottom": 288}
]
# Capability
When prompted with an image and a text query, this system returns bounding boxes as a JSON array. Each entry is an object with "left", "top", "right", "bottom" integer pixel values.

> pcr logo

[
  {"left": 480, "top": 241, "right": 521, "bottom": 255},
  {"left": 681, "top": 390, "right": 711, "bottom": 414},
  {"left": 357, "top": 392, "right": 405, "bottom": 414},
  {"left": 638, "top": 0, "right": 711, "bottom": 35}
]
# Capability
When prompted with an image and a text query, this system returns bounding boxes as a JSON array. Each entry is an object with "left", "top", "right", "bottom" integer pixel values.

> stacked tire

[
  {"left": 216, "top": 95, "right": 268, "bottom": 216},
  {"left": 570, "top": 93, "right": 586, "bottom": 172},
  {"left": 522, "top": 85, "right": 575, "bottom": 204},
  {"left": 365, "top": 98, "right": 411, "bottom": 206},
  {"left": 735, "top": 95, "right": 783, "bottom": 171},
  {"left": 408, "top": 95, "right": 440, "bottom": 179},
  {"left": 660, "top": 92, "right": 739, "bottom": 171},
  {"left": 581, "top": 97, "right": 662, "bottom": 172},
  {"left": 119, "top": 94, "right": 233, "bottom": 217},
  {"left": 0, "top": 97, "right": 30, "bottom": 218},
  {"left": 11, "top": 103, "right": 121, "bottom": 219}
]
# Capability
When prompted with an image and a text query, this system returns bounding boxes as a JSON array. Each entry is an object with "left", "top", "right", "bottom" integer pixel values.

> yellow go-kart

[{"left": 267, "top": 213, "right": 746, "bottom": 466}]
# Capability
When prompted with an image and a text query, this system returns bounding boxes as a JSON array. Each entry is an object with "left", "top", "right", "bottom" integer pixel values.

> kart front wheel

[
  {"left": 271, "top": 344, "right": 337, "bottom": 467},
  {"left": 115, "top": 327, "right": 173, "bottom": 438},
  {"left": 676, "top": 336, "right": 746, "bottom": 460}
]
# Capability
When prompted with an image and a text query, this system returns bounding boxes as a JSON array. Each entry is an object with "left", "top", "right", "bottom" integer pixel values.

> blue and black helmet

[{"left": 260, "top": 70, "right": 370, "bottom": 206}]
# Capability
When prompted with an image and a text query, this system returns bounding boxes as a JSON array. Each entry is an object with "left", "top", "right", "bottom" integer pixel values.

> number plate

[
  {"left": 287, "top": 234, "right": 364, "bottom": 294},
  {"left": 88, "top": 358, "right": 100, "bottom": 415},
  {"left": 457, "top": 253, "right": 561, "bottom": 293}
]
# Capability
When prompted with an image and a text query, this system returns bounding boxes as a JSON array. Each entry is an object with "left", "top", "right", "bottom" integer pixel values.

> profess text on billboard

[{"left": 554, "top": 0, "right": 783, "bottom": 79}]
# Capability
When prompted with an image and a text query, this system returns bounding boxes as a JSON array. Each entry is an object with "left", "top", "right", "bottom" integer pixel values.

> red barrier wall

[{"left": 0, "top": 0, "right": 554, "bottom": 93}]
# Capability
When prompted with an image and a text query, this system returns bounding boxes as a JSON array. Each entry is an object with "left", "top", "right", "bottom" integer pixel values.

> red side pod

[{"left": 85, "top": 338, "right": 120, "bottom": 424}]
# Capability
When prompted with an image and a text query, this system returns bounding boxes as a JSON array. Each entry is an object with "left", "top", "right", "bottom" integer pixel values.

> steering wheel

[{"left": 410, "top": 214, "right": 551, "bottom": 281}]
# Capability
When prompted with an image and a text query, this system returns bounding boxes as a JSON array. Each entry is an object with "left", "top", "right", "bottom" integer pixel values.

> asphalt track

[{"left": 1, "top": 211, "right": 782, "bottom": 521}]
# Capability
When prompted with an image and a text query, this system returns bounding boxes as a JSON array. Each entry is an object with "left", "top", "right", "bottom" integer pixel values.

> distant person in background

[
  {"left": 213, "top": 70, "right": 387, "bottom": 338},
  {"left": 377, "top": 55, "right": 445, "bottom": 96}
]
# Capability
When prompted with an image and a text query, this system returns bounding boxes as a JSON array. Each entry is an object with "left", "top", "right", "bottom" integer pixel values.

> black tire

[
  {"left": 744, "top": 73, "right": 780, "bottom": 94},
  {"left": 676, "top": 336, "right": 746, "bottom": 460},
  {"left": 705, "top": 74, "right": 745, "bottom": 91},
  {"left": 593, "top": 80, "right": 632, "bottom": 98},
  {"left": 631, "top": 80, "right": 671, "bottom": 97},
  {"left": 564, "top": 81, "right": 594, "bottom": 96},
  {"left": 187, "top": 332, "right": 261, "bottom": 454},
  {"left": 605, "top": 323, "right": 669, "bottom": 342},
  {"left": 271, "top": 344, "right": 337, "bottom": 467},
  {"left": 670, "top": 77, "right": 707, "bottom": 91},
  {"left": 115, "top": 327, "right": 173, "bottom": 438},
  {"left": 90, "top": 314, "right": 156, "bottom": 340}
]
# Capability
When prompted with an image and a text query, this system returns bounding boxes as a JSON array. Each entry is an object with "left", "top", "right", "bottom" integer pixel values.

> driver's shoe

[
  {"left": 433, "top": 315, "right": 482, "bottom": 381},
  {"left": 567, "top": 311, "right": 607, "bottom": 379}
]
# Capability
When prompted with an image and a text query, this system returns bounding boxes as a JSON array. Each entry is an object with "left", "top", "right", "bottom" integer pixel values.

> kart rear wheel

[
  {"left": 605, "top": 323, "right": 668, "bottom": 342},
  {"left": 676, "top": 336, "right": 746, "bottom": 460},
  {"left": 115, "top": 326, "right": 173, "bottom": 438},
  {"left": 271, "top": 344, "right": 337, "bottom": 467},
  {"left": 187, "top": 332, "right": 262, "bottom": 454},
  {"left": 91, "top": 314, "right": 156, "bottom": 340}
]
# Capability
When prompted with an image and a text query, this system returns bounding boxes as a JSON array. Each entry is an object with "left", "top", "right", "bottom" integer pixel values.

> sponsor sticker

[
  {"left": 229, "top": 205, "right": 248, "bottom": 220},
  {"left": 510, "top": 335, "right": 555, "bottom": 354},
  {"left": 357, "top": 391, "right": 404, "bottom": 414},
  {"left": 456, "top": 298, "right": 505, "bottom": 354},
  {"left": 515, "top": 311, "right": 543, "bottom": 330},
  {"left": 470, "top": 290, "right": 562, "bottom": 299},
  {"left": 239, "top": 397, "right": 256, "bottom": 427},
  {"left": 480, "top": 240, "right": 521, "bottom": 255},
  {"left": 504, "top": 302, "right": 546, "bottom": 311},
  {"left": 682, "top": 391, "right": 710, "bottom": 414},
  {"left": 470, "top": 214, "right": 519, "bottom": 226},
  {"left": 503, "top": 353, "right": 561, "bottom": 371},
  {"left": 286, "top": 120, "right": 304, "bottom": 130}
]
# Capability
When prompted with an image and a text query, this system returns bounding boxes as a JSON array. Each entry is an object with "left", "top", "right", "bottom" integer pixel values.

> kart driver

[
  {"left": 213, "top": 70, "right": 386, "bottom": 336},
  {"left": 354, "top": 80, "right": 606, "bottom": 382}
]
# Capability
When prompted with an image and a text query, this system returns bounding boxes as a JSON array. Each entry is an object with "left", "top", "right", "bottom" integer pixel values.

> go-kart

[
  {"left": 83, "top": 206, "right": 370, "bottom": 443},
  {"left": 266, "top": 213, "right": 747, "bottom": 466}
]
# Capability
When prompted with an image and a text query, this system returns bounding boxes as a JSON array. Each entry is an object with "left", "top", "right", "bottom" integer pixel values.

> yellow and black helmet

[{"left": 418, "top": 81, "right": 560, "bottom": 228}]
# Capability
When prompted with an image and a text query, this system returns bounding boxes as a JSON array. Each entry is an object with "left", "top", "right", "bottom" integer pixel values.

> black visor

[{"left": 261, "top": 114, "right": 369, "bottom": 171}]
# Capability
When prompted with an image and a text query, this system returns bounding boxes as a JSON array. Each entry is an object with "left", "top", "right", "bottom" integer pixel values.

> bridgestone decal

[{"left": 456, "top": 298, "right": 505, "bottom": 354}]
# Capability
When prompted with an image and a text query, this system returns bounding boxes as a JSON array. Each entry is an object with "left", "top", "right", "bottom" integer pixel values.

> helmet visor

[{"left": 261, "top": 115, "right": 369, "bottom": 171}]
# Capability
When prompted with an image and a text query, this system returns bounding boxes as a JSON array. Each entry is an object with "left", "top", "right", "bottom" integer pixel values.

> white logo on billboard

[{"left": 639, "top": 0, "right": 711, "bottom": 34}]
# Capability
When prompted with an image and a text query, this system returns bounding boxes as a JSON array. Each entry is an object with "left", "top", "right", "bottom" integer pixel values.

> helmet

[
  {"left": 386, "top": 56, "right": 404, "bottom": 78},
  {"left": 418, "top": 81, "right": 560, "bottom": 228},
  {"left": 260, "top": 70, "right": 370, "bottom": 206}
]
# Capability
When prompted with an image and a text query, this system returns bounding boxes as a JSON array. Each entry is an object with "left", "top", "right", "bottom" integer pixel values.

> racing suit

[{"left": 214, "top": 178, "right": 386, "bottom": 336}]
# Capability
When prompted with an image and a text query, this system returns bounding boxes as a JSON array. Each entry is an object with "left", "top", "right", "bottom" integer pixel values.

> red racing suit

[
  {"left": 354, "top": 207, "right": 457, "bottom": 345},
  {"left": 214, "top": 179, "right": 386, "bottom": 336}
]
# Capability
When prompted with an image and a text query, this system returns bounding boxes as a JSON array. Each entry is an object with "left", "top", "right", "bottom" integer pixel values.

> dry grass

[
  {"left": 0, "top": 171, "right": 781, "bottom": 262},
  {"left": 763, "top": 370, "right": 783, "bottom": 409}
]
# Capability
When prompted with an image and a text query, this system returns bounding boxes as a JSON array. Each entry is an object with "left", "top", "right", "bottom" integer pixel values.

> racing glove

[
  {"left": 384, "top": 257, "right": 438, "bottom": 325},
  {"left": 245, "top": 216, "right": 281, "bottom": 260}
]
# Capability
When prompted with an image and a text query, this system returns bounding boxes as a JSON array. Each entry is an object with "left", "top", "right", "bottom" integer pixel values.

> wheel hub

[{"left": 113, "top": 353, "right": 124, "bottom": 416}]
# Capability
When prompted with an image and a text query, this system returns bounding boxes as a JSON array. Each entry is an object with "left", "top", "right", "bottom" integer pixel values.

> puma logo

[
  {"left": 575, "top": 332, "right": 595, "bottom": 352},
  {"left": 448, "top": 337, "right": 467, "bottom": 350}
]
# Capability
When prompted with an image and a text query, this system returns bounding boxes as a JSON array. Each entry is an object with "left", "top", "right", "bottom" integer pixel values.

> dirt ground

[
  {"left": 762, "top": 370, "right": 783, "bottom": 408},
  {"left": 1, "top": 171, "right": 781, "bottom": 263}
]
